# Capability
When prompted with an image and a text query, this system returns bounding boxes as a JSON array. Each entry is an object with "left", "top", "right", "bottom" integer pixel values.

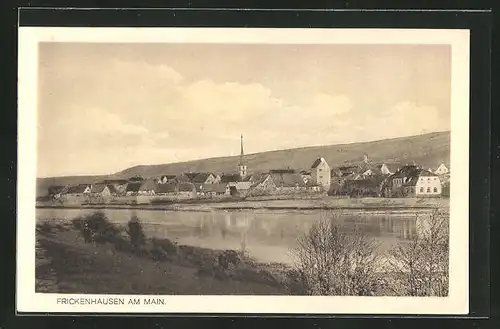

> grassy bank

[{"left": 35, "top": 219, "right": 295, "bottom": 295}]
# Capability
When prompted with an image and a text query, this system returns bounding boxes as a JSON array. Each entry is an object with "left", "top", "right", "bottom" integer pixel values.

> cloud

[{"left": 364, "top": 101, "right": 448, "bottom": 140}]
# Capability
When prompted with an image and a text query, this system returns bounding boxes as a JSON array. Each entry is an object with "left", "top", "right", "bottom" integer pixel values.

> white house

[
  {"left": 310, "top": 157, "right": 331, "bottom": 190},
  {"left": 434, "top": 163, "right": 449, "bottom": 175}
]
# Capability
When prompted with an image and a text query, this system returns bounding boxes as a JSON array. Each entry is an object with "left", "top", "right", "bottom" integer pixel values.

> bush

[
  {"left": 290, "top": 210, "right": 382, "bottom": 296},
  {"left": 71, "top": 211, "right": 123, "bottom": 244},
  {"left": 152, "top": 238, "right": 178, "bottom": 254},
  {"left": 386, "top": 209, "right": 449, "bottom": 296},
  {"left": 126, "top": 216, "right": 146, "bottom": 251},
  {"left": 216, "top": 250, "right": 244, "bottom": 271}
]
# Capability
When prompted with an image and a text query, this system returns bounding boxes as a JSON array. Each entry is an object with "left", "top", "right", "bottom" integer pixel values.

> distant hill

[{"left": 36, "top": 131, "right": 450, "bottom": 196}]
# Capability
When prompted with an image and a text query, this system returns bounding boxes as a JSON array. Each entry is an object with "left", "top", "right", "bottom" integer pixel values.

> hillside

[{"left": 36, "top": 131, "right": 450, "bottom": 196}]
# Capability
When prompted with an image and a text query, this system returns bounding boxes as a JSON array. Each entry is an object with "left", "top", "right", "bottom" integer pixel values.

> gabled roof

[
  {"left": 159, "top": 175, "right": 177, "bottom": 180},
  {"left": 202, "top": 183, "right": 228, "bottom": 193},
  {"left": 311, "top": 157, "right": 326, "bottom": 169},
  {"left": 139, "top": 179, "right": 157, "bottom": 191},
  {"left": 91, "top": 184, "right": 108, "bottom": 193},
  {"left": 156, "top": 183, "right": 177, "bottom": 194},
  {"left": 191, "top": 172, "right": 215, "bottom": 183},
  {"left": 250, "top": 174, "right": 274, "bottom": 189},
  {"left": 269, "top": 169, "right": 296, "bottom": 174},
  {"left": 389, "top": 166, "right": 438, "bottom": 186},
  {"left": 48, "top": 185, "right": 65, "bottom": 194},
  {"left": 184, "top": 172, "right": 201, "bottom": 182},
  {"left": 269, "top": 173, "right": 306, "bottom": 188},
  {"left": 241, "top": 175, "right": 254, "bottom": 182},
  {"left": 126, "top": 182, "right": 142, "bottom": 192},
  {"left": 175, "top": 174, "right": 191, "bottom": 183},
  {"left": 106, "top": 185, "right": 119, "bottom": 194},
  {"left": 103, "top": 179, "right": 128, "bottom": 184},
  {"left": 220, "top": 173, "right": 241, "bottom": 183},
  {"left": 66, "top": 184, "right": 90, "bottom": 194}
]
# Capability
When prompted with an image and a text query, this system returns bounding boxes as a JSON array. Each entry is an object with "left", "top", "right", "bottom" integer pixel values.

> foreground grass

[{"left": 35, "top": 221, "right": 291, "bottom": 295}]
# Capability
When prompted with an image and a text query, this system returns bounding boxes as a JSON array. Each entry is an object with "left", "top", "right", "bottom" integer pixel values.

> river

[{"left": 36, "top": 207, "right": 439, "bottom": 265}]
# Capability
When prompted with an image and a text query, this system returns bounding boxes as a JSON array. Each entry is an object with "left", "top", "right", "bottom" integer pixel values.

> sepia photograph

[{"left": 17, "top": 27, "right": 470, "bottom": 314}]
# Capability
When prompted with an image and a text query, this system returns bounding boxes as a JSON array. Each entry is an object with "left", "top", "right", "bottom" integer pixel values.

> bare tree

[
  {"left": 386, "top": 208, "right": 449, "bottom": 296},
  {"left": 290, "top": 210, "right": 382, "bottom": 296}
]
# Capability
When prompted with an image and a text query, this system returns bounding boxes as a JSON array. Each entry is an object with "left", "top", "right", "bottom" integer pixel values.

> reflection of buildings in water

[
  {"left": 240, "top": 230, "right": 247, "bottom": 252},
  {"left": 148, "top": 224, "right": 168, "bottom": 239}
]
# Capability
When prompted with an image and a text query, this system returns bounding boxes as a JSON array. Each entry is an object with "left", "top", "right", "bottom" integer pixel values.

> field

[{"left": 36, "top": 131, "right": 450, "bottom": 197}]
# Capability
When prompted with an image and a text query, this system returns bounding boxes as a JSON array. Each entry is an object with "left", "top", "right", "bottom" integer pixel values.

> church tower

[{"left": 238, "top": 134, "right": 248, "bottom": 179}]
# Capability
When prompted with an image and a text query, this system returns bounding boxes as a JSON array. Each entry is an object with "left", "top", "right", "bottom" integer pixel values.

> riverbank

[
  {"left": 36, "top": 196, "right": 449, "bottom": 213},
  {"left": 36, "top": 220, "right": 297, "bottom": 295}
]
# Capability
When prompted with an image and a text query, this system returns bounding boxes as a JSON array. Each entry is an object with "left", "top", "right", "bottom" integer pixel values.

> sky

[{"left": 37, "top": 43, "right": 451, "bottom": 177}]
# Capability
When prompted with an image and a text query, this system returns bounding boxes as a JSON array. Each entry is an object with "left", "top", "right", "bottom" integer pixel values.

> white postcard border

[{"left": 17, "top": 27, "right": 470, "bottom": 314}]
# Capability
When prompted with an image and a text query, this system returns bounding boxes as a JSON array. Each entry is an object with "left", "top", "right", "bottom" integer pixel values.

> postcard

[{"left": 17, "top": 27, "right": 470, "bottom": 314}]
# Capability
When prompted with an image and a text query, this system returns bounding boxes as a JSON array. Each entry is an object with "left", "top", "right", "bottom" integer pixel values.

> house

[
  {"left": 174, "top": 174, "right": 192, "bottom": 184},
  {"left": 125, "top": 182, "right": 142, "bottom": 196},
  {"left": 191, "top": 172, "right": 220, "bottom": 184},
  {"left": 178, "top": 183, "right": 197, "bottom": 199},
  {"left": 220, "top": 173, "right": 242, "bottom": 184},
  {"left": 64, "top": 184, "right": 91, "bottom": 196},
  {"left": 157, "top": 175, "right": 177, "bottom": 184},
  {"left": 154, "top": 182, "right": 197, "bottom": 199},
  {"left": 89, "top": 184, "right": 112, "bottom": 198},
  {"left": 331, "top": 165, "right": 358, "bottom": 185},
  {"left": 381, "top": 165, "right": 442, "bottom": 198},
  {"left": 341, "top": 179, "right": 381, "bottom": 197},
  {"left": 102, "top": 179, "right": 128, "bottom": 195},
  {"left": 247, "top": 172, "right": 312, "bottom": 196},
  {"left": 138, "top": 179, "right": 157, "bottom": 196},
  {"left": 247, "top": 174, "right": 277, "bottom": 196},
  {"left": 310, "top": 157, "right": 331, "bottom": 190},
  {"left": 300, "top": 170, "right": 312, "bottom": 184},
  {"left": 434, "top": 163, "right": 449, "bottom": 175},
  {"left": 241, "top": 174, "right": 256, "bottom": 183},
  {"left": 200, "top": 183, "right": 230, "bottom": 197},
  {"left": 155, "top": 183, "right": 177, "bottom": 196},
  {"left": 47, "top": 185, "right": 66, "bottom": 198},
  {"left": 269, "top": 172, "right": 307, "bottom": 192}
]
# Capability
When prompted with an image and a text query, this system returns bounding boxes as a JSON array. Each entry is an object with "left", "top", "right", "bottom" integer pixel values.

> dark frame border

[{"left": 3, "top": 5, "right": 493, "bottom": 329}]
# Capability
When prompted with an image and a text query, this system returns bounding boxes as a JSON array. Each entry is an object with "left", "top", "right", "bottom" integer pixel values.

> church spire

[
  {"left": 238, "top": 134, "right": 247, "bottom": 179},
  {"left": 240, "top": 134, "right": 244, "bottom": 164}
]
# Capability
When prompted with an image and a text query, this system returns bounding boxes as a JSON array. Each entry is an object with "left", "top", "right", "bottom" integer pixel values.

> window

[
  {"left": 420, "top": 187, "right": 424, "bottom": 193},
  {"left": 319, "top": 176, "right": 323, "bottom": 179},
  {"left": 319, "top": 169, "right": 322, "bottom": 172},
  {"left": 427, "top": 187, "right": 431, "bottom": 193},
  {"left": 433, "top": 187, "right": 438, "bottom": 193}
]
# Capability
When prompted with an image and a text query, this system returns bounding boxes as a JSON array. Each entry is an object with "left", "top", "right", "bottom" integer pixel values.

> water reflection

[{"left": 36, "top": 208, "right": 443, "bottom": 264}]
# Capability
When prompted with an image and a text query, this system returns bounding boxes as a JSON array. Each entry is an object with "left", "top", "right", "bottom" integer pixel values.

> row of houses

[
  {"left": 47, "top": 160, "right": 449, "bottom": 201},
  {"left": 45, "top": 135, "right": 450, "bottom": 201}
]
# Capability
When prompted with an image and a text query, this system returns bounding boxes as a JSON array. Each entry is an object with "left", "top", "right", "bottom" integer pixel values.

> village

[{"left": 43, "top": 136, "right": 451, "bottom": 205}]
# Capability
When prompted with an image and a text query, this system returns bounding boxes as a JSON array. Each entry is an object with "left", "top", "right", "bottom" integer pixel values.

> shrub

[
  {"left": 386, "top": 208, "right": 449, "bottom": 296},
  {"left": 71, "top": 211, "right": 123, "bottom": 244},
  {"left": 290, "top": 210, "right": 382, "bottom": 296},
  {"left": 216, "top": 250, "right": 244, "bottom": 271},
  {"left": 152, "top": 238, "right": 178, "bottom": 255},
  {"left": 126, "top": 216, "right": 146, "bottom": 251}
]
